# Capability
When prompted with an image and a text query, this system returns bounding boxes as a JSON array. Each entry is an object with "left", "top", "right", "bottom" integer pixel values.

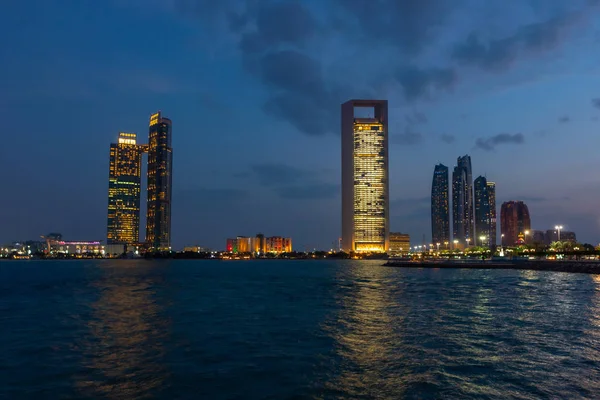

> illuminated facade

[
  {"left": 341, "top": 100, "right": 389, "bottom": 253},
  {"left": 474, "top": 176, "right": 495, "bottom": 246},
  {"left": 107, "top": 133, "right": 143, "bottom": 245},
  {"left": 431, "top": 164, "right": 450, "bottom": 244},
  {"left": 487, "top": 181, "right": 497, "bottom": 245},
  {"left": 389, "top": 232, "right": 410, "bottom": 255},
  {"left": 500, "top": 201, "right": 531, "bottom": 246},
  {"left": 146, "top": 112, "right": 173, "bottom": 250},
  {"left": 452, "top": 155, "right": 473, "bottom": 243},
  {"left": 226, "top": 235, "right": 292, "bottom": 254}
]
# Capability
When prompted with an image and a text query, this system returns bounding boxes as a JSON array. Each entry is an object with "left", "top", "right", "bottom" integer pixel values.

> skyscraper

[
  {"left": 341, "top": 100, "right": 389, "bottom": 253},
  {"left": 107, "top": 133, "right": 143, "bottom": 245},
  {"left": 146, "top": 112, "right": 173, "bottom": 250},
  {"left": 500, "top": 201, "right": 531, "bottom": 246},
  {"left": 431, "top": 164, "right": 450, "bottom": 245},
  {"left": 474, "top": 176, "right": 495, "bottom": 246},
  {"left": 487, "top": 181, "right": 497, "bottom": 245},
  {"left": 452, "top": 155, "right": 473, "bottom": 244}
]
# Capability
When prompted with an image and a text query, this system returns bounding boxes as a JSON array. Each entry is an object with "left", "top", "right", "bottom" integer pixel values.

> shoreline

[{"left": 383, "top": 260, "right": 600, "bottom": 274}]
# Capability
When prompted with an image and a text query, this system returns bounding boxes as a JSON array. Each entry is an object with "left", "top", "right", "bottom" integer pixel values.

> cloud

[
  {"left": 441, "top": 134, "right": 455, "bottom": 144},
  {"left": 452, "top": 10, "right": 586, "bottom": 71},
  {"left": 395, "top": 66, "right": 457, "bottom": 101},
  {"left": 250, "top": 163, "right": 308, "bottom": 186},
  {"left": 391, "top": 128, "right": 423, "bottom": 146},
  {"left": 405, "top": 111, "right": 428, "bottom": 125},
  {"left": 275, "top": 183, "right": 339, "bottom": 200},
  {"left": 475, "top": 133, "right": 525, "bottom": 151},
  {"left": 558, "top": 115, "right": 571, "bottom": 123},
  {"left": 249, "top": 163, "right": 338, "bottom": 200},
  {"left": 593, "top": 98, "right": 600, "bottom": 109}
]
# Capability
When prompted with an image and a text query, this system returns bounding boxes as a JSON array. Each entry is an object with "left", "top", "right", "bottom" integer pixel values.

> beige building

[{"left": 388, "top": 232, "right": 410, "bottom": 255}]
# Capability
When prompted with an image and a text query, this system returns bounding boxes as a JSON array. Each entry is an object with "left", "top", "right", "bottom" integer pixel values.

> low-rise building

[{"left": 389, "top": 232, "right": 410, "bottom": 255}]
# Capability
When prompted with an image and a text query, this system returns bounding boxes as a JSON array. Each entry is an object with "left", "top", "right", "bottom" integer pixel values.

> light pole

[
  {"left": 524, "top": 230, "right": 529, "bottom": 244},
  {"left": 436, "top": 243, "right": 440, "bottom": 251},
  {"left": 466, "top": 238, "right": 471, "bottom": 247},
  {"left": 453, "top": 239, "right": 458, "bottom": 250},
  {"left": 555, "top": 225, "right": 563, "bottom": 241},
  {"left": 480, "top": 235, "right": 486, "bottom": 247},
  {"left": 444, "top": 241, "right": 449, "bottom": 250}
]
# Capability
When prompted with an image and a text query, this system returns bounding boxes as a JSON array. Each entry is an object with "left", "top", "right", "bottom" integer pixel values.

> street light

[
  {"left": 479, "top": 235, "right": 486, "bottom": 247},
  {"left": 466, "top": 238, "right": 471, "bottom": 247},
  {"left": 444, "top": 241, "right": 449, "bottom": 250},
  {"left": 555, "top": 225, "right": 563, "bottom": 241},
  {"left": 436, "top": 243, "right": 441, "bottom": 251},
  {"left": 524, "top": 230, "right": 529, "bottom": 244},
  {"left": 453, "top": 239, "right": 458, "bottom": 250}
]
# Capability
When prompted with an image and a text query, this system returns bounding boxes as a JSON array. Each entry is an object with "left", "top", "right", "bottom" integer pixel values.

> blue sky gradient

[{"left": 2, "top": 0, "right": 600, "bottom": 250}]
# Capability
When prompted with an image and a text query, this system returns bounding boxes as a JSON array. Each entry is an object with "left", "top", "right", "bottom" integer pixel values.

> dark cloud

[
  {"left": 391, "top": 128, "right": 423, "bottom": 146},
  {"left": 250, "top": 163, "right": 308, "bottom": 186},
  {"left": 396, "top": 66, "right": 457, "bottom": 101},
  {"left": 475, "top": 133, "right": 525, "bottom": 151},
  {"left": 441, "top": 134, "right": 455, "bottom": 144},
  {"left": 249, "top": 163, "right": 337, "bottom": 200},
  {"left": 275, "top": 183, "right": 339, "bottom": 200},
  {"left": 405, "top": 111, "right": 428, "bottom": 125},
  {"left": 593, "top": 98, "right": 600, "bottom": 109},
  {"left": 558, "top": 115, "right": 571, "bottom": 123},
  {"left": 333, "top": 0, "right": 457, "bottom": 55},
  {"left": 453, "top": 11, "right": 583, "bottom": 71}
]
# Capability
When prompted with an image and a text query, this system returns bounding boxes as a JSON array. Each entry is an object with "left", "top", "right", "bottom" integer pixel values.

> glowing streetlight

[
  {"left": 466, "top": 238, "right": 471, "bottom": 247},
  {"left": 436, "top": 243, "right": 441, "bottom": 251},
  {"left": 444, "top": 241, "right": 449, "bottom": 250},
  {"left": 453, "top": 239, "right": 458, "bottom": 250},
  {"left": 479, "top": 235, "right": 486, "bottom": 246},
  {"left": 555, "top": 225, "right": 563, "bottom": 241}
]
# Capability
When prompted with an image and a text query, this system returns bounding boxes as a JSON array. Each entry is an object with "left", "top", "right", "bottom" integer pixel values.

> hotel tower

[
  {"left": 107, "top": 133, "right": 143, "bottom": 244},
  {"left": 146, "top": 112, "right": 173, "bottom": 250},
  {"left": 341, "top": 100, "right": 389, "bottom": 253}
]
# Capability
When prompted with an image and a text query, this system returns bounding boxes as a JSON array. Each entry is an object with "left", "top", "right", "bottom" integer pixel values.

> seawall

[{"left": 383, "top": 260, "right": 600, "bottom": 274}]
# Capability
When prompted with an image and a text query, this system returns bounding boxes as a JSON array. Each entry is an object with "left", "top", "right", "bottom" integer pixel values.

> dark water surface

[{"left": 1, "top": 260, "right": 600, "bottom": 399}]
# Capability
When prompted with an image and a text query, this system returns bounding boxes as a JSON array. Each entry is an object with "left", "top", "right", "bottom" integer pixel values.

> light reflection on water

[
  {"left": 75, "top": 261, "right": 169, "bottom": 398},
  {"left": 2, "top": 260, "right": 600, "bottom": 399}
]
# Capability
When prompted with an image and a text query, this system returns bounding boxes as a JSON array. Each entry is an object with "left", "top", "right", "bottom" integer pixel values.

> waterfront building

[
  {"left": 452, "top": 155, "right": 474, "bottom": 244},
  {"left": 226, "top": 235, "right": 292, "bottom": 254},
  {"left": 544, "top": 229, "right": 576, "bottom": 244},
  {"left": 389, "top": 232, "right": 410, "bottom": 255},
  {"left": 531, "top": 230, "right": 545, "bottom": 244},
  {"left": 50, "top": 241, "right": 105, "bottom": 255},
  {"left": 500, "top": 201, "right": 531, "bottom": 246},
  {"left": 487, "top": 181, "right": 497, "bottom": 245},
  {"left": 341, "top": 100, "right": 389, "bottom": 253},
  {"left": 107, "top": 132, "right": 143, "bottom": 245},
  {"left": 431, "top": 164, "right": 450, "bottom": 245},
  {"left": 146, "top": 112, "right": 173, "bottom": 250},
  {"left": 474, "top": 176, "right": 495, "bottom": 246}
]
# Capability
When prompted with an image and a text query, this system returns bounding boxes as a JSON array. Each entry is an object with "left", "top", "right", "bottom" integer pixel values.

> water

[{"left": 1, "top": 260, "right": 600, "bottom": 399}]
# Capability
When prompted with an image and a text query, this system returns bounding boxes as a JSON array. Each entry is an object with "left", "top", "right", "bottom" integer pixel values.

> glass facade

[
  {"left": 452, "top": 155, "right": 473, "bottom": 243},
  {"left": 107, "top": 133, "right": 142, "bottom": 245},
  {"left": 353, "top": 120, "right": 387, "bottom": 252},
  {"left": 474, "top": 176, "right": 494, "bottom": 246},
  {"left": 146, "top": 112, "right": 173, "bottom": 250},
  {"left": 431, "top": 164, "right": 450, "bottom": 244},
  {"left": 487, "top": 181, "right": 497, "bottom": 245}
]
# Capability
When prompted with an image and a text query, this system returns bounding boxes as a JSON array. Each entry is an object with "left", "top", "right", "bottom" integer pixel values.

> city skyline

[{"left": 2, "top": 1, "right": 600, "bottom": 250}]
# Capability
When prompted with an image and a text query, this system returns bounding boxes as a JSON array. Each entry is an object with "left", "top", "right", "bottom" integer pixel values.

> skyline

[{"left": 2, "top": 1, "right": 600, "bottom": 250}]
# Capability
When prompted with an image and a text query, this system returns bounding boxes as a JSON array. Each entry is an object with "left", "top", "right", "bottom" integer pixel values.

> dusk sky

[{"left": 2, "top": 0, "right": 600, "bottom": 250}]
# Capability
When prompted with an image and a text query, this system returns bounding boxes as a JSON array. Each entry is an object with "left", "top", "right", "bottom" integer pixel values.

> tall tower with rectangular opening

[{"left": 341, "top": 100, "right": 389, "bottom": 253}]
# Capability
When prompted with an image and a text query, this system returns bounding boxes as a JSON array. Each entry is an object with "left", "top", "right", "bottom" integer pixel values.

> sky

[{"left": 2, "top": 0, "right": 600, "bottom": 250}]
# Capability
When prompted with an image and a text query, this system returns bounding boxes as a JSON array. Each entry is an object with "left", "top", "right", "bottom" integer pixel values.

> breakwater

[{"left": 383, "top": 259, "right": 600, "bottom": 274}]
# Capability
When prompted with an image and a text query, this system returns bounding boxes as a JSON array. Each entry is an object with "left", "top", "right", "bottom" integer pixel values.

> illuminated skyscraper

[
  {"left": 474, "top": 176, "right": 496, "bottom": 246},
  {"left": 500, "top": 201, "right": 531, "bottom": 246},
  {"left": 452, "top": 155, "right": 473, "bottom": 243},
  {"left": 431, "top": 164, "right": 450, "bottom": 244},
  {"left": 146, "top": 112, "right": 173, "bottom": 250},
  {"left": 341, "top": 100, "right": 389, "bottom": 253},
  {"left": 487, "top": 181, "right": 497, "bottom": 245},
  {"left": 107, "top": 133, "right": 143, "bottom": 245}
]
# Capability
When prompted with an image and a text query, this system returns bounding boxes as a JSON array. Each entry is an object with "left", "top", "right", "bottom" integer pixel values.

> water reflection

[
  {"left": 76, "top": 261, "right": 169, "bottom": 398},
  {"left": 324, "top": 261, "right": 409, "bottom": 397}
]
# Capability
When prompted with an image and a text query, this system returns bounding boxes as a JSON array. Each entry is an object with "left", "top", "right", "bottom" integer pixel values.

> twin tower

[{"left": 107, "top": 112, "right": 173, "bottom": 250}]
